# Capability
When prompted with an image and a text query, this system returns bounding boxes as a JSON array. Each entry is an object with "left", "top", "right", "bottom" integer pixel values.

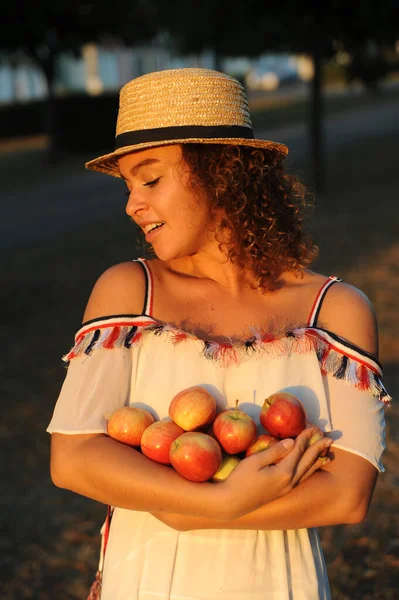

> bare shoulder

[
  {"left": 317, "top": 280, "right": 379, "bottom": 358},
  {"left": 83, "top": 261, "right": 146, "bottom": 322}
]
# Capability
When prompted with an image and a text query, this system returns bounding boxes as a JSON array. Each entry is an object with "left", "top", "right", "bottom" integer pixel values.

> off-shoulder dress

[{"left": 47, "top": 258, "right": 390, "bottom": 600}]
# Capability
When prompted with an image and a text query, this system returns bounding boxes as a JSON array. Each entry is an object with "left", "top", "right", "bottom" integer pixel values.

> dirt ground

[{"left": 1, "top": 112, "right": 398, "bottom": 598}]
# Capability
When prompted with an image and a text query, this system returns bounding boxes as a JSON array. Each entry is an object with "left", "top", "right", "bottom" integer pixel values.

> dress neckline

[
  {"left": 81, "top": 312, "right": 308, "bottom": 346},
  {"left": 64, "top": 313, "right": 390, "bottom": 405},
  {"left": 77, "top": 312, "right": 382, "bottom": 369}
]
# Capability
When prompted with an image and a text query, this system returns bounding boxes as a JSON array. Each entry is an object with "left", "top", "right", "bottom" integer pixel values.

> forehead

[{"left": 118, "top": 144, "right": 183, "bottom": 176}]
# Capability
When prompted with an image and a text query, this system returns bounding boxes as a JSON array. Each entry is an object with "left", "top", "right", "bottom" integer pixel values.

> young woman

[{"left": 47, "top": 68, "right": 389, "bottom": 600}]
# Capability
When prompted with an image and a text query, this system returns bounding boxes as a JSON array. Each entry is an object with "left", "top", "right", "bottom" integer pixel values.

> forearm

[
  {"left": 154, "top": 469, "right": 340, "bottom": 531},
  {"left": 153, "top": 450, "right": 378, "bottom": 531},
  {"left": 230, "top": 469, "right": 351, "bottom": 529},
  {"left": 50, "top": 433, "right": 223, "bottom": 519},
  {"left": 165, "top": 470, "right": 346, "bottom": 531}
]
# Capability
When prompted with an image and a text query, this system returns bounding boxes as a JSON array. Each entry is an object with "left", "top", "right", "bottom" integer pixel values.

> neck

[{"left": 167, "top": 248, "right": 259, "bottom": 297}]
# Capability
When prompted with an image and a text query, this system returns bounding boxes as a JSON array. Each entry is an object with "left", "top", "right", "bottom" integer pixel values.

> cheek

[
  {"left": 185, "top": 206, "right": 213, "bottom": 238},
  {"left": 187, "top": 191, "right": 215, "bottom": 227}
]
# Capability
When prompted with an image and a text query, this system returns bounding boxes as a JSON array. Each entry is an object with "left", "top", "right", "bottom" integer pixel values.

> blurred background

[{"left": 1, "top": 1, "right": 398, "bottom": 598}]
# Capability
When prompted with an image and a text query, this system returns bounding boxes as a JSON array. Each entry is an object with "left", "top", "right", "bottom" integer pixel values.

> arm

[
  {"left": 50, "top": 426, "right": 332, "bottom": 521},
  {"left": 50, "top": 264, "right": 331, "bottom": 520},
  {"left": 151, "top": 448, "right": 377, "bottom": 531},
  {"left": 152, "top": 283, "right": 382, "bottom": 531}
]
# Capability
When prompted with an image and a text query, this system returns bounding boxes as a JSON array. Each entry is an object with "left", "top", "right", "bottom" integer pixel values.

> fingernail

[
  {"left": 325, "top": 439, "right": 333, "bottom": 447},
  {"left": 282, "top": 438, "right": 294, "bottom": 449}
]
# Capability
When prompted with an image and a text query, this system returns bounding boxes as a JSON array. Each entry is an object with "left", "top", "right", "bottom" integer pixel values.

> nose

[{"left": 125, "top": 190, "right": 149, "bottom": 218}]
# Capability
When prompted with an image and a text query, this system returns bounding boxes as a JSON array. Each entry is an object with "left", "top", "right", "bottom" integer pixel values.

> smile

[{"left": 142, "top": 222, "right": 165, "bottom": 234}]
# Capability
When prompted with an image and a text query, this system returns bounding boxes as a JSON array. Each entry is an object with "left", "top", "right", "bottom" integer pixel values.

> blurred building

[{"left": 0, "top": 44, "right": 219, "bottom": 104}]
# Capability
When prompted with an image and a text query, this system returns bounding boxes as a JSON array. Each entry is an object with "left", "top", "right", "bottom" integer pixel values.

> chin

[
  {"left": 152, "top": 241, "right": 199, "bottom": 262},
  {"left": 151, "top": 245, "right": 182, "bottom": 262}
]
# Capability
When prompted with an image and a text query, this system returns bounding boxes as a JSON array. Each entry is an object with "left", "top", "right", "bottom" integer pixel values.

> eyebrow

[{"left": 120, "top": 158, "right": 161, "bottom": 180}]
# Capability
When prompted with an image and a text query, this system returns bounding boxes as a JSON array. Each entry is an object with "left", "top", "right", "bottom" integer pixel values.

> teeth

[{"left": 143, "top": 222, "right": 164, "bottom": 234}]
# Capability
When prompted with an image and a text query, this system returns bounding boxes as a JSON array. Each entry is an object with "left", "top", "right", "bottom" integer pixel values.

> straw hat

[{"left": 85, "top": 68, "right": 288, "bottom": 178}]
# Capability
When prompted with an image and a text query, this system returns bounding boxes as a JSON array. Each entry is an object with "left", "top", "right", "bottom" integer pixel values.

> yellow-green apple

[
  {"left": 245, "top": 433, "right": 278, "bottom": 457},
  {"left": 212, "top": 400, "right": 257, "bottom": 454},
  {"left": 141, "top": 420, "right": 185, "bottom": 464},
  {"left": 169, "top": 386, "right": 216, "bottom": 431},
  {"left": 169, "top": 432, "right": 223, "bottom": 482},
  {"left": 306, "top": 425, "right": 329, "bottom": 460},
  {"left": 211, "top": 455, "right": 241, "bottom": 481},
  {"left": 107, "top": 405, "right": 155, "bottom": 446},
  {"left": 260, "top": 392, "right": 307, "bottom": 438}
]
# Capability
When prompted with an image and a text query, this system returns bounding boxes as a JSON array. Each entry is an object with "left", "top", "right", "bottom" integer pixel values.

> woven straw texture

[
  {"left": 85, "top": 68, "right": 288, "bottom": 178},
  {"left": 116, "top": 68, "right": 250, "bottom": 132}
]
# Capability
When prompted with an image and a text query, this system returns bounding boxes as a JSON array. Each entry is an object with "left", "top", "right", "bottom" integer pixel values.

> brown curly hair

[{"left": 180, "top": 143, "right": 318, "bottom": 291}]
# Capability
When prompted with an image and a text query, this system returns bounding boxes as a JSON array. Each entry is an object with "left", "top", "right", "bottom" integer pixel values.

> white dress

[{"left": 47, "top": 259, "right": 389, "bottom": 600}]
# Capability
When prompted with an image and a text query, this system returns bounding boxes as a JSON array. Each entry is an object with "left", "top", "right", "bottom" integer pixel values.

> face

[{"left": 118, "top": 145, "right": 217, "bottom": 262}]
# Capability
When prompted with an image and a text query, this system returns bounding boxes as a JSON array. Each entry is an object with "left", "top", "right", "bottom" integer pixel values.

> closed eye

[{"left": 144, "top": 177, "right": 160, "bottom": 187}]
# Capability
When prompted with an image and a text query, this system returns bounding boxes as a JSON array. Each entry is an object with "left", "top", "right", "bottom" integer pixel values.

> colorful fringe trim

[{"left": 63, "top": 316, "right": 391, "bottom": 405}]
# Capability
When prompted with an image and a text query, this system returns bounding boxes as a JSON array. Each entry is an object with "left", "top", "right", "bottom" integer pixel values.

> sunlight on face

[{"left": 118, "top": 145, "right": 218, "bottom": 261}]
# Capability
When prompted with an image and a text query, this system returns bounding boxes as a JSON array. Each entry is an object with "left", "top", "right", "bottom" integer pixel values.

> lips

[
  {"left": 144, "top": 222, "right": 165, "bottom": 242},
  {"left": 142, "top": 222, "right": 165, "bottom": 234}
]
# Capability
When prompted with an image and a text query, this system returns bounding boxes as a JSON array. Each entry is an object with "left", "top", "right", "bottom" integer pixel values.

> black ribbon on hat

[{"left": 115, "top": 125, "right": 254, "bottom": 149}]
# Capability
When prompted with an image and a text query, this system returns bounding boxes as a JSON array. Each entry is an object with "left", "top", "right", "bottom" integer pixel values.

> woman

[{"left": 47, "top": 68, "right": 389, "bottom": 600}]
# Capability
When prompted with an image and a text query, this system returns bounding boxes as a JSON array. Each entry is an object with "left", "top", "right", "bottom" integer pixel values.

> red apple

[
  {"left": 107, "top": 405, "right": 155, "bottom": 446},
  {"left": 260, "top": 392, "right": 307, "bottom": 438},
  {"left": 141, "top": 420, "right": 185, "bottom": 464},
  {"left": 169, "top": 386, "right": 216, "bottom": 431},
  {"left": 169, "top": 432, "right": 223, "bottom": 482},
  {"left": 212, "top": 400, "right": 257, "bottom": 454},
  {"left": 245, "top": 433, "right": 278, "bottom": 457},
  {"left": 211, "top": 455, "right": 241, "bottom": 481}
]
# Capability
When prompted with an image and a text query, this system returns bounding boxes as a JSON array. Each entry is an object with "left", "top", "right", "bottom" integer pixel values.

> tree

[
  {"left": 153, "top": 0, "right": 399, "bottom": 191},
  {"left": 0, "top": 0, "right": 158, "bottom": 153}
]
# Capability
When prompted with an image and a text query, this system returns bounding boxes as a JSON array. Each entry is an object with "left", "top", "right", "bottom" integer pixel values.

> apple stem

[{"left": 234, "top": 399, "right": 239, "bottom": 418}]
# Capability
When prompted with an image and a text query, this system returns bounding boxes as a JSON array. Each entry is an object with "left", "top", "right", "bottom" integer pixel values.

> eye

[{"left": 144, "top": 177, "right": 160, "bottom": 187}]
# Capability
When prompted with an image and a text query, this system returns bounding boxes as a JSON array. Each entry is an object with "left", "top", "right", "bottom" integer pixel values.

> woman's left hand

[{"left": 151, "top": 429, "right": 333, "bottom": 531}]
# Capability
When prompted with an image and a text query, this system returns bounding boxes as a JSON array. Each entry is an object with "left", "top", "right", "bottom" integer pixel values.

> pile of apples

[{"left": 107, "top": 386, "right": 326, "bottom": 483}]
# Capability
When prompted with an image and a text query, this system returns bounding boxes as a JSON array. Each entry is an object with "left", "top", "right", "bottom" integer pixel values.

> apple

[
  {"left": 141, "top": 420, "right": 185, "bottom": 464},
  {"left": 212, "top": 400, "right": 257, "bottom": 454},
  {"left": 169, "top": 386, "right": 216, "bottom": 431},
  {"left": 169, "top": 432, "right": 223, "bottom": 482},
  {"left": 107, "top": 405, "right": 155, "bottom": 446},
  {"left": 260, "top": 392, "right": 307, "bottom": 439},
  {"left": 211, "top": 455, "right": 241, "bottom": 481},
  {"left": 245, "top": 433, "right": 278, "bottom": 457}
]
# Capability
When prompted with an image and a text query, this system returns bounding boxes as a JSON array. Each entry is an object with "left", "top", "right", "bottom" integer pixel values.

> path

[{"left": 1, "top": 96, "right": 398, "bottom": 250}]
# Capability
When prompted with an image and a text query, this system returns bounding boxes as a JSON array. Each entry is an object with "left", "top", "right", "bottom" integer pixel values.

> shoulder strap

[
  {"left": 135, "top": 258, "right": 154, "bottom": 316},
  {"left": 307, "top": 276, "right": 342, "bottom": 327}
]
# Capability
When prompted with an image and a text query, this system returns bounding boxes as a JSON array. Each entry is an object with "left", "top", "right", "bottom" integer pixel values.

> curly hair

[{"left": 180, "top": 143, "right": 318, "bottom": 291}]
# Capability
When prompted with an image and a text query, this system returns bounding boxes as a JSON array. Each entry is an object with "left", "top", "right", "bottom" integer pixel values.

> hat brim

[{"left": 85, "top": 138, "right": 288, "bottom": 178}]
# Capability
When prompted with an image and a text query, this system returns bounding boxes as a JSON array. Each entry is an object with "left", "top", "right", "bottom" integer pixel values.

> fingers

[
  {"left": 295, "top": 427, "right": 332, "bottom": 457},
  {"left": 297, "top": 455, "right": 330, "bottom": 484},
  {"left": 248, "top": 437, "right": 295, "bottom": 468},
  {"left": 265, "top": 428, "right": 332, "bottom": 484},
  {"left": 291, "top": 430, "right": 333, "bottom": 484}
]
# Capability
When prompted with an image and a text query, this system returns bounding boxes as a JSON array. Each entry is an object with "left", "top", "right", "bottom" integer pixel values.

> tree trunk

[
  {"left": 34, "top": 52, "right": 60, "bottom": 161},
  {"left": 8, "top": 56, "right": 19, "bottom": 102},
  {"left": 213, "top": 50, "right": 223, "bottom": 72},
  {"left": 309, "top": 48, "right": 326, "bottom": 193}
]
